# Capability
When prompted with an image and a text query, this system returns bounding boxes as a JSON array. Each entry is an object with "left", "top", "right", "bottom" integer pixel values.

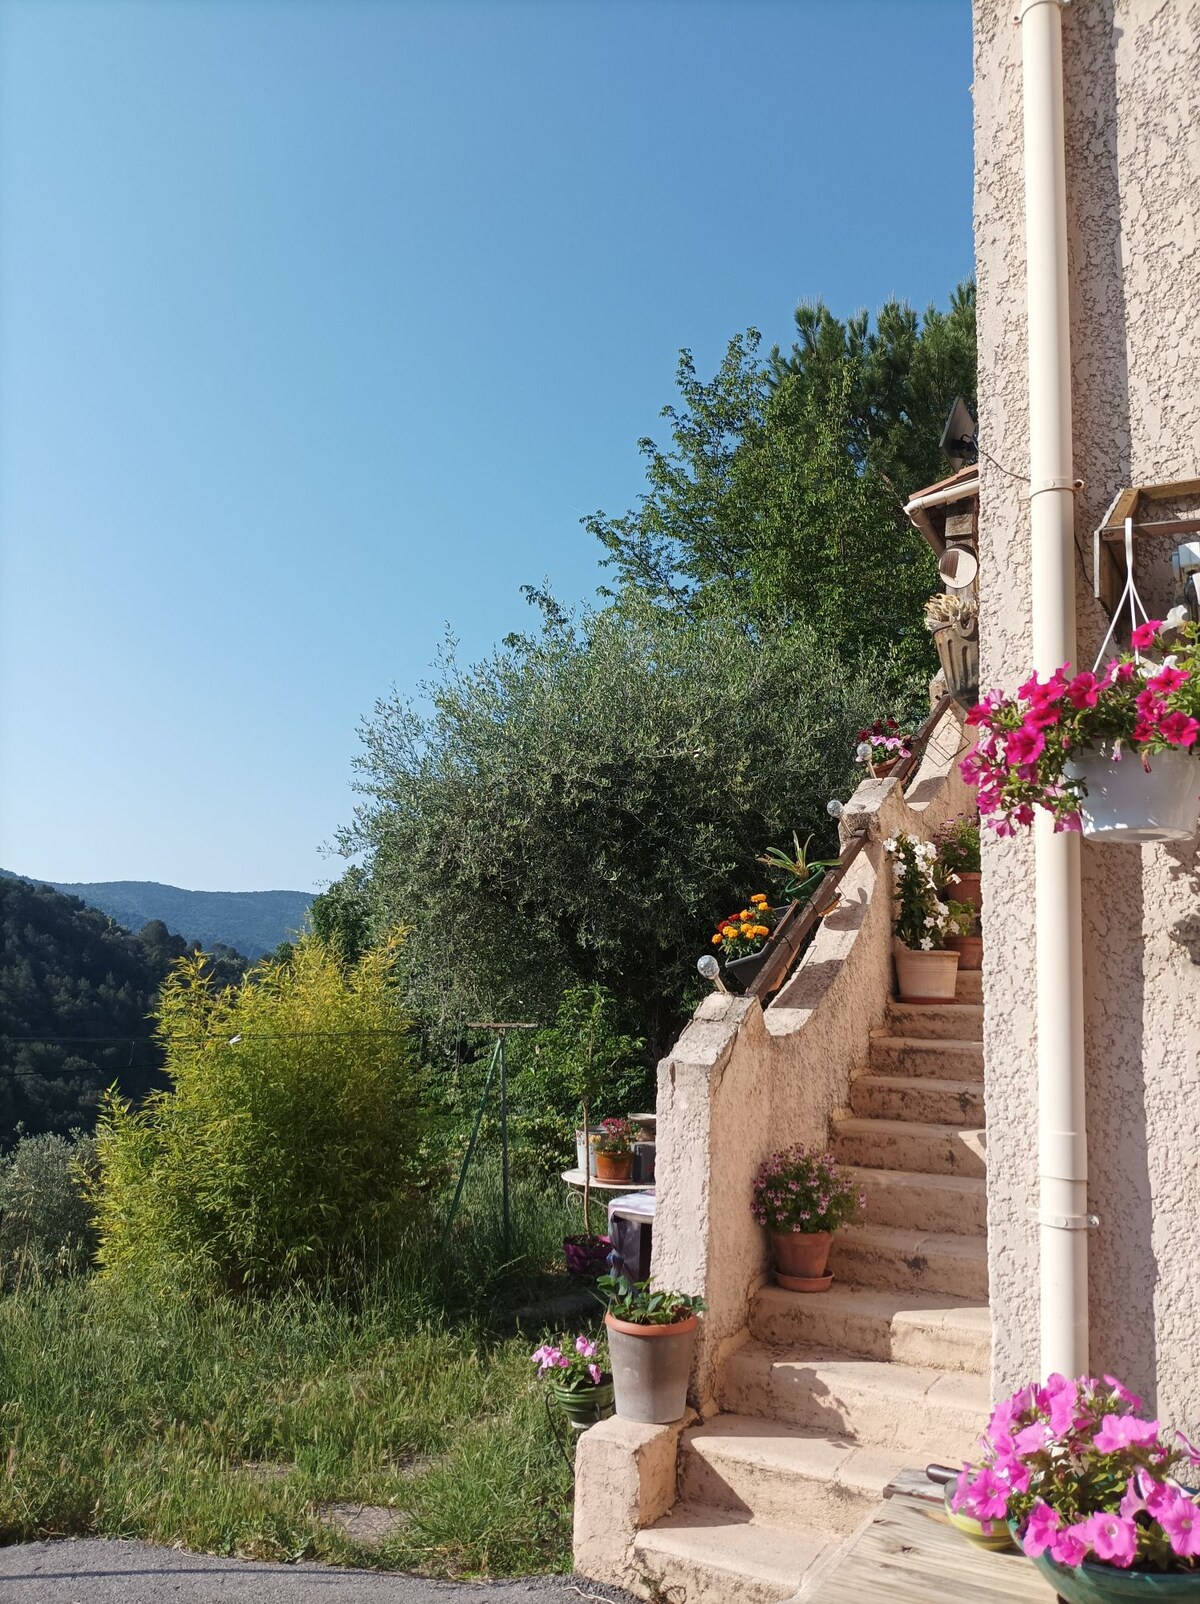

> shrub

[
  {"left": 92, "top": 936, "right": 431, "bottom": 1295},
  {"left": 0, "top": 1131, "right": 97, "bottom": 1290}
]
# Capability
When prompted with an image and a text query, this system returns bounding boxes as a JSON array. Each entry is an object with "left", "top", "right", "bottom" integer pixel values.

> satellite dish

[
  {"left": 940, "top": 396, "right": 978, "bottom": 469},
  {"left": 938, "top": 546, "right": 979, "bottom": 590}
]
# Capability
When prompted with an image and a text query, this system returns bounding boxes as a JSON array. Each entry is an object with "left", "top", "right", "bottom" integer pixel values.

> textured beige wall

[
  {"left": 652, "top": 716, "right": 973, "bottom": 1410},
  {"left": 973, "top": 0, "right": 1200, "bottom": 1425}
]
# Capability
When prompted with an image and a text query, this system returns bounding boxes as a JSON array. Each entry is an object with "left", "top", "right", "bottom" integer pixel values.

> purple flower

[
  {"left": 587, "top": 1363, "right": 602, "bottom": 1385},
  {"left": 575, "top": 1336, "right": 597, "bottom": 1359}
]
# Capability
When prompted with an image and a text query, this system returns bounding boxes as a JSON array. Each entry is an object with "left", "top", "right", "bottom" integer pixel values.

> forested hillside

[
  {"left": 0, "top": 878, "right": 246, "bottom": 1143},
  {"left": 0, "top": 873, "right": 311, "bottom": 958}
]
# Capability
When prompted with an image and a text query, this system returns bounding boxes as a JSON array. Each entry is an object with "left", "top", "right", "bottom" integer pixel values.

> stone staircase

[{"left": 629, "top": 970, "right": 989, "bottom": 1603}]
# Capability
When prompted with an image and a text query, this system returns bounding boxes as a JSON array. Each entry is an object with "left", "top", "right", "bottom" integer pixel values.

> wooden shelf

[{"left": 1093, "top": 478, "right": 1200, "bottom": 617}]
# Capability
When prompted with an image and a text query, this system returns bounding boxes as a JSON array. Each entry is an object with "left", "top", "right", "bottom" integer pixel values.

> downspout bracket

[{"left": 1036, "top": 1211, "right": 1099, "bottom": 1231}]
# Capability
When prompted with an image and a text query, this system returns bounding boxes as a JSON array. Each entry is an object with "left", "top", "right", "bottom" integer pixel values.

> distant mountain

[{"left": 0, "top": 873, "right": 312, "bottom": 958}]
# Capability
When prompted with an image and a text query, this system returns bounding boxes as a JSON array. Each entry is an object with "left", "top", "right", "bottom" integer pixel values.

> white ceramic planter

[
  {"left": 894, "top": 944, "right": 960, "bottom": 1003},
  {"left": 1066, "top": 746, "right": 1200, "bottom": 842}
]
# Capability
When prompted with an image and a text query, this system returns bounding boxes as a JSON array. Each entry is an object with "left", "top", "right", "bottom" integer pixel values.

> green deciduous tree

[
  {"left": 93, "top": 937, "right": 429, "bottom": 1295},
  {"left": 587, "top": 285, "right": 975, "bottom": 684},
  {"left": 345, "top": 595, "right": 915, "bottom": 1060}
]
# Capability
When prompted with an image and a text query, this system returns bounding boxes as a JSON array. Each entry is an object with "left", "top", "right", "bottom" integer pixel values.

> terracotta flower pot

[
  {"left": 871, "top": 757, "right": 900, "bottom": 778},
  {"left": 894, "top": 944, "right": 960, "bottom": 1003},
  {"left": 595, "top": 1150, "right": 633, "bottom": 1182},
  {"left": 771, "top": 1230, "right": 833, "bottom": 1292},
  {"left": 946, "top": 934, "right": 983, "bottom": 971},
  {"left": 953, "top": 871, "right": 983, "bottom": 913},
  {"left": 605, "top": 1312, "right": 698, "bottom": 1423}
]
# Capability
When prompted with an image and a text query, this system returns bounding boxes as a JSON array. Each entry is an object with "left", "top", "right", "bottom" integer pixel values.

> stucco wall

[
  {"left": 973, "top": 0, "right": 1200, "bottom": 1426},
  {"left": 652, "top": 713, "right": 973, "bottom": 1409}
]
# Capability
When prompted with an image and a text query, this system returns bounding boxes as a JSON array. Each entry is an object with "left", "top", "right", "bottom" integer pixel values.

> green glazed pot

[
  {"left": 1027, "top": 1549, "right": 1200, "bottom": 1602},
  {"left": 547, "top": 1376, "right": 614, "bottom": 1432}
]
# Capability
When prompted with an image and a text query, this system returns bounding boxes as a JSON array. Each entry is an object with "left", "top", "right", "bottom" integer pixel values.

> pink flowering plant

[
  {"left": 530, "top": 1333, "right": 608, "bottom": 1391},
  {"left": 953, "top": 1371, "right": 1200, "bottom": 1573},
  {"left": 856, "top": 717, "right": 913, "bottom": 770},
  {"left": 962, "top": 615, "right": 1200, "bottom": 836},
  {"left": 596, "top": 1116, "right": 635, "bottom": 1155},
  {"left": 751, "top": 1146, "right": 864, "bottom": 1234}
]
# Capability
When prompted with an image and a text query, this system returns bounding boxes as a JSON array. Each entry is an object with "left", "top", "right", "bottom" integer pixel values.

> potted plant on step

[
  {"left": 856, "top": 718, "right": 913, "bottom": 779},
  {"left": 598, "top": 1275, "right": 706, "bottom": 1424},
  {"left": 962, "top": 614, "right": 1200, "bottom": 841},
  {"left": 752, "top": 1145, "right": 864, "bottom": 1292},
  {"left": 885, "top": 833, "right": 961, "bottom": 1002},
  {"left": 953, "top": 1371, "right": 1200, "bottom": 1601},
  {"left": 945, "top": 899, "right": 983, "bottom": 971},
  {"left": 934, "top": 814, "right": 982, "bottom": 914},
  {"left": 709, "top": 894, "right": 777, "bottom": 988},
  {"left": 532, "top": 1334, "right": 614, "bottom": 1432},
  {"left": 594, "top": 1117, "right": 635, "bottom": 1182}
]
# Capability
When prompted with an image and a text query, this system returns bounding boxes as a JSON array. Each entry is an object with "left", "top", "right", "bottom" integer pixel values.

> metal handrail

[{"left": 745, "top": 692, "right": 961, "bottom": 1002}]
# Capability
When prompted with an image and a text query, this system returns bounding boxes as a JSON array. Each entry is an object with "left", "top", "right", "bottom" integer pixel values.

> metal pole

[
  {"left": 440, "top": 1037, "right": 501, "bottom": 1250},
  {"left": 1019, "top": 0, "right": 1090, "bottom": 1379},
  {"left": 499, "top": 1030, "right": 511, "bottom": 1257}
]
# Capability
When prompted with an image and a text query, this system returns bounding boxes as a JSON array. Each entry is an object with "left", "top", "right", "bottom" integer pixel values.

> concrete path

[{"left": 0, "top": 1541, "right": 638, "bottom": 1603}]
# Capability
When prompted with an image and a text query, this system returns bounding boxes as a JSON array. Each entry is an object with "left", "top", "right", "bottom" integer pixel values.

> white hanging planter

[{"left": 1066, "top": 745, "right": 1200, "bottom": 842}]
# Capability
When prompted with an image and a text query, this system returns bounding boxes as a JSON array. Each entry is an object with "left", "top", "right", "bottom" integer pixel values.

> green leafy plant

[
  {"left": 751, "top": 1145, "right": 863, "bottom": 1234},
  {"left": 0, "top": 1131, "right": 98, "bottom": 1292},
  {"left": 92, "top": 935, "right": 431, "bottom": 1296},
  {"left": 935, "top": 813, "right": 982, "bottom": 880},
  {"left": 757, "top": 832, "right": 839, "bottom": 902},
  {"left": 597, "top": 1275, "right": 706, "bottom": 1327}
]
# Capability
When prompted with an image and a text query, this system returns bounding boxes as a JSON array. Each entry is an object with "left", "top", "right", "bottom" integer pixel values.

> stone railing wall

[{"left": 650, "top": 705, "right": 974, "bottom": 1409}]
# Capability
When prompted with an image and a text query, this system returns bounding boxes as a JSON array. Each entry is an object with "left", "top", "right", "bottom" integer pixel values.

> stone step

[
  {"left": 833, "top": 1117, "right": 987, "bottom": 1178},
  {"left": 632, "top": 1504, "right": 824, "bottom": 1604},
  {"left": 830, "top": 1224, "right": 989, "bottom": 1299},
  {"left": 850, "top": 1074, "right": 986, "bottom": 1126},
  {"left": 750, "top": 1283, "right": 991, "bottom": 1375},
  {"left": 848, "top": 1165, "right": 988, "bottom": 1235},
  {"left": 956, "top": 971, "right": 982, "bottom": 1003},
  {"left": 679, "top": 1414, "right": 912, "bottom": 1535},
  {"left": 867, "top": 1035, "right": 984, "bottom": 1080},
  {"left": 885, "top": 1001, "right": 985, "bottom": 1041},
  {"left": 718, "top": 1342, "right": 989, "bottom": 1458}
]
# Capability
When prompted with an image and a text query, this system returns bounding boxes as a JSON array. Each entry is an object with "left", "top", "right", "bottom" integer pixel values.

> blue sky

[{"left": 0, "top": 0, "right": 973, "bottom": 894}]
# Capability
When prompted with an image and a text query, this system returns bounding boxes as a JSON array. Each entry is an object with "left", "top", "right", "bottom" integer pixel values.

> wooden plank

[{"left": 805, "top": 1494, "right": 1058, "bottom": 1604}]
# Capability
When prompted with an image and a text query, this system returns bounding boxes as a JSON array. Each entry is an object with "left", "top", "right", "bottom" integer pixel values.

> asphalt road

[{"left": 0, "top": 1541, "right": 639, "bottom": 1603}]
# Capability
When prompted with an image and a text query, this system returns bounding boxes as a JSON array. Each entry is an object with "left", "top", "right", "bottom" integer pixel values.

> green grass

[{"left": 0, "top": 1169, "right": 603, "bottom": 1578}]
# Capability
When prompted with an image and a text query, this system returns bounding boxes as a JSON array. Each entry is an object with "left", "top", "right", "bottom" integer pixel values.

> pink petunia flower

[
  {"left": 1021, "top": 1501, "right": 1061, "bottom": 1558},
  {"left": 1147, "top": 664, "right": 1190, "bottom": 695},
  {"left": 1131, "top": 620, "right": 1164, "bottom": 650},
  {"left": 575, "top": 1336, "right": 597, "bottom": 1358},
  {"left": 587, "top": 1363, "right": 602, "bottom": 1385},
  {"left": 1093, "top": 1414, "right": 1162, "bottom": 1453},
  {"left": 1081, "top": 1512, "right": 1138, "bottom": 1568},
  {"left": 1007, "top": 725, "right": 1046, "bottom": 768},
  {"left": 1049, "top": 1524, "right": 1091, "bottom": 1567},
  {"left": 1065, "top": 671, "right": 1102, "bottom": 709},
  {"left": 1157, "top": 1488, "right": 1200, "bottom": 1559},
  {"left": 1158, "top": 711, "right": 1200, "bottom": 747}
]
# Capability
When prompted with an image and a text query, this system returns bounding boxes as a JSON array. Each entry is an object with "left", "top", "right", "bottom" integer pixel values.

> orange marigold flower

[
  {"left": 750, "top": 893, "right": 768, "bottom": 905},
  {"left": 711, "top": 933, "right": 722, "bottom": 944}
]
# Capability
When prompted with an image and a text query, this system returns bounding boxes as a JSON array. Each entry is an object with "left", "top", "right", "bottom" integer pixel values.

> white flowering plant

[{"left": 884, "top": 833, "right": 958, "bottom": 951}]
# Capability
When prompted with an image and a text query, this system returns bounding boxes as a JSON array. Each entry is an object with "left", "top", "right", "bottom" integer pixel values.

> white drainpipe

[{"left": 1019, "top": 0, "right": 1089, "bottom": 1378}]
